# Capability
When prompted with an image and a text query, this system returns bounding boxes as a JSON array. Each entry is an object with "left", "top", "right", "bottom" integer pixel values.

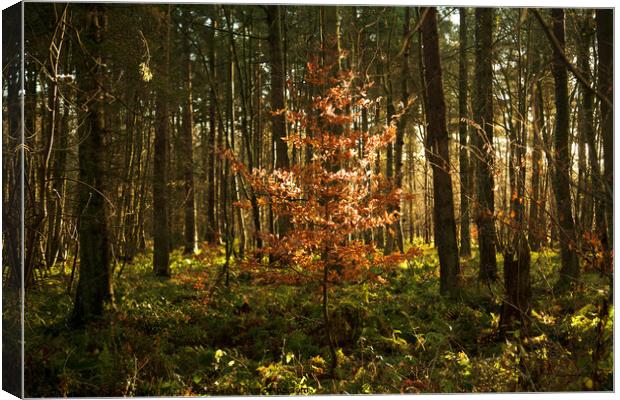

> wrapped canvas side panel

[{"left": 2, "top": 1, "right": 24, "bottom": 398}]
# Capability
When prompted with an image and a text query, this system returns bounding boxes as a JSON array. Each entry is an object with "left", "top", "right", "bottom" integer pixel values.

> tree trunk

[
  {"left": 528, "top": 78, "right": 544, "bottom": 251},
  {"left": 320, "top": 5, "right": 339, "bottom": 72},
  {"left": 266, "top": 5, "right": 291, "bottom": 237},
  {"left": 575, "top": 12, "right": 595, "bottom": 233},
  {"left": 500, "top": 233, "right": 531, "bottom": 331},
  {"left": 182, "top": 43, "right": 196, "bottom": 255},
  {"left": 474, "top": 8, "right": 498, "bottom": 282},
  {"left": 2, "top": 3, "right": 23, "bottom": 290},
  {"left": 595, "top": 9, "right": 613, "bottom": 262},
  {"left": 549, "top": 9, "right": 579, "bottom": 289},
  {"left": 421, "top": 7, "right": 461, "bottom": 296},
  {"left": 385, "top": 99, "right": 395, "bottom": 254},
  {"left": 153, "top": 5, "right": 171, "bottom": 277},
  {"left": 2, "top": 7, "right": 23, "bottom": 394},
  {"left": 205, "top": 14, "right": 217, "bottom": 243},
  {"left": 374, "top": 103, "right": 385, "bottom": 249},
  {"left": 458, "top": 7, "right": 472, "bottom": 257},
  {"left": 48, "top": 100, "right": 69, "bottom": 266},
  {"left": 71, "top": 5, "right": 113, "bottom": 325},
  {"left": 576, "top": 12, "right": 600, "bottom": 255},
  {"left": 226, "top": 10, "right": 262, "bottom": 254},
  {"left": 416, "top": 8, "right": 432, "bottom": 245},
  {"left": 501, "top": 13, "right": 531, "bottom": 331},
  {"left": 390, "top": 7, "right": 410, "bottom": 254}
]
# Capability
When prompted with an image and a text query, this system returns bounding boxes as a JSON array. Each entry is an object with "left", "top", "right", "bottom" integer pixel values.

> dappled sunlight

[{"left": 8, "top": 3, "right": 613, "bottom": 397}]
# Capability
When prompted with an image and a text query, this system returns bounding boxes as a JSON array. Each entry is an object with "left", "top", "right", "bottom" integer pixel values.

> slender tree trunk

[
  {"left": 153, "top": 5, "right": 171, "bottom": 277},
  {"left": 528, "top": 78, "right": 544, "bottom": 251},
  {"left": 474, "top": 8, "right": 497, "bottom": 282},
  {"left": 374, "top": 103, "right": 385, "bottom": 248},
  {"left": 501, "top": 13, "right": 531, "bottom": 331},
  {"left": 458, "top": 7, "right": 472, "bottom": 257},
  {"left": 407, "top": 123, "right": 415, "bottom": 244},
  {"left": 416, "top": 8, "right": 431, "bottom": 245},
  {"left": 170, "top": 112, "right": 184, "bottom": 250},
  {"left": 322, "top": 249, "right": 338, "bottom": 375},
  {"left": 576, "top": 12, "right": 598, "bottom": 244},
  {"left": 205, "top": 16, "right": 217, "bottom": 243},
  {"left": 2, "top": 3, "right": 23, "bottom": 291},
  {"left": 124, "top": 95, "right": 145, "bottom": 262},
  {"left": 252, "top": 56, "right": 263, "bottom": 252},
  {"left": 2, "top": 8, "right": 23, "bottom": 396},
  {"left": 549, "top": 9, "right": 579, "bottom": 289},
  {"left": 362, "top": 106, "right": 374, "bottom": 245},
  {"left": 266, "top": 5, "right": 291, "bottom": 238},
  {"left": 596, "top": 9, "right": 613, "bottom": 258},
  {"left": 385, "top": 99, "right": 395, "bottom": 254},
  {"left": 136, "top": 112, "right": 151, "bottom": 255},
  {"left": 46, "top": 92, "right": 69, "bottom": 268},
  {"left": 44, "top": 78, "right": 60, "bottom": 269},
  {"left": 182, "top": 43, "right": 196, "bottom": 254},
  {"left": 226, "top": 11, "right": 262, "bottom": 254},
  {"left": 421, "top": 7, "right": 460, "bottom": 296},
  {"left": 390, "top": 7, "right": 410, "bottom": 254},
  {"left": 226, "top": 26, "right": 247, "bottom": 259},
  {"left": 539, "top": 83, "right": 555, "bottom": 250}
]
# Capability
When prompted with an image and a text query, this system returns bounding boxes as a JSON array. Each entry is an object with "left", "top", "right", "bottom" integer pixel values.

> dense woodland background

[{"left": 1, "top": 3, "right": 614, "bottom": 396}]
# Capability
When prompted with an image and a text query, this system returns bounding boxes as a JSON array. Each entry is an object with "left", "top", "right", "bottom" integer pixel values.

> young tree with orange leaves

[{"left": 232, "top": 64, "right": 418, "bottom": 375}]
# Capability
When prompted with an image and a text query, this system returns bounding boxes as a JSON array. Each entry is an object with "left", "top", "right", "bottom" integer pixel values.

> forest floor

[{"left": 24, "top": 243, "right": 612, "bottom": 396}]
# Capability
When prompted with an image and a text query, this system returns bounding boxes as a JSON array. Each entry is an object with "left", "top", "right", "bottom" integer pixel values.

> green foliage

[{"left": 24, "top": 246, "right": 613, "bottom": 395}]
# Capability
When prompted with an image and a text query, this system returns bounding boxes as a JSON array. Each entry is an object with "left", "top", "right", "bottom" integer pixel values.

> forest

[{"left": 1, "top": 2, "right": 614, "bottom": 396}]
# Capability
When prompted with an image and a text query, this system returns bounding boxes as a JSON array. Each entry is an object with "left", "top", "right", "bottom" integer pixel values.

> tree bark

[
  {"left": 421, "top": 7, "right": 461, "bottom": 296},
  {"left": 385, "top": 99, "right": 395, "bottom": 254},
  {"left": 416, "top": 7, "right": 432, "bottom": 245},
  {"left": 528, "top": 78, "right": 544, "bottom": 251},
  {"left": 320, "top": 5, "right": 339, "bottom": 73},
  {"left": 549, "top": 9, "right": 580, "bottom": 288},
  {"left": 205, "top": 13, "right": 217, "bottom": 243},
  {"left": 458, "top": 7, "right": 472, "bottom": 257},
  {"left": 474, "top": 8, "right": 497, "bottom": 282},
  {"left": 576, "top": 12, "right": 598, "bottom": 243},
  {"left": 71, "top": 5, "right": 113, "bottom": 324},
  {"left": 596, "top": 9, "right": 613, "bottom": 254},
  {"left": 182, "top": 42, "right": 196, "bottom": 254},
  {"left": 153, "top": 5, "right": 171, "bottom": 277},
  {"left": 390, "top": 6, "right": 410, "bottom": 254},
  {"left": 500, "top": 233, "right": 531, "bottom": 331}
]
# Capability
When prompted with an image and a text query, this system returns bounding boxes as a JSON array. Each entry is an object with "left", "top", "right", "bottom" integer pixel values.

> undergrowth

[{"left": 24, "top": 243, "right": 612, "bottom": 395}]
